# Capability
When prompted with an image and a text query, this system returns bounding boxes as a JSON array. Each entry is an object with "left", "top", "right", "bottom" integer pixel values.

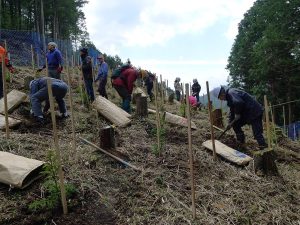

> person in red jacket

[
  {"left": 0, "top": 44, "right": 15, "bottom": 99},
  {"left": 112, "top": 67, "right": 140, "bottom": 113}
]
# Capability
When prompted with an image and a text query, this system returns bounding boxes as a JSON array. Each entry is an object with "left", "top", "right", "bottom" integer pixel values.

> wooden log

[
  {"left": 164, "top": 112, "right": 197, "bottom": 129},
  {"left": 134, "top": 87, "right": 147, "bottom": 97},
  {"left": 0, "top": 89, "right": 27, "bottom": 114},
  {"left": 93, "top": 96, "right": 131, "bottom": 127},
  {"left": 148, "top": 108, "right": 156, "bottom": 114},
  {"left": 212, "top": 109, "right": 224, "bottom": 128},
  {"left": 136, "top": 96, "right": 148, "bottom": 117},
  {"left": 202, "top": 140, "right": 253, "bottom": 165},
  {"left": 252, "top": 149, "right": 278, "bottom": 176},
  {"left": 0, "top": 114, "right": 21, "bottom": 129},
  {"left": 132, "top": 93, "right": 141, "bottom": 104},
  {"left": 100, "top": 126, "right": 115, "bottom": 150}
]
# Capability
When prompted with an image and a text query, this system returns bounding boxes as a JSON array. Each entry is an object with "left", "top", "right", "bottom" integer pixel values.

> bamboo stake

[
  {"left": 160, "top": 74, "right": 163, "bottom": 103},
  {"left": 1, "top": 58, "right": 9, "bottom": 139},
  {"left": 79, "top": 137, "right": 141, "bottom": 171},
  {"left": 31, "top": 45, "right": 35, "bottom": 74},
  {"left": 269, "top": 103, "right": 277, "bottom": 146},
  {"left": 46, "top": 62, "right": 68, "bottom": 214},
  {"left": 154, "top": 78, "right": 161, "bottom": 153},
  {"left": 4, "top": 40, "right": 12, "bottom": 84},
  {"left": 206, "top": 81, "right": 216, "bottom": 160},
  {"left": 264, "top": 95, "right": 271, "bottom": 150},
  {"left": 185, "top": 83, "right": 196, "bottom": 219},
  {"left": 65, "top": 53, "right": 76, "bottom": 156},
  {"left": 282, "top": 105, "right": 286, "bottom": 136}
]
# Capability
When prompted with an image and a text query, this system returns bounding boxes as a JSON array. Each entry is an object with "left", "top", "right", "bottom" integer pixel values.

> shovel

[{"left": 217, "top": 126, "right": 231, "bottom": 139}]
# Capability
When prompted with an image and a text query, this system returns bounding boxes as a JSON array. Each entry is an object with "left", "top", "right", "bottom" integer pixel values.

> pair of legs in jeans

[
  {"left": 113, "top": 85, "right": 131, "bottom": 113},
  {"left": 84, "top": 78, "right": 95, "bottom": 102}
]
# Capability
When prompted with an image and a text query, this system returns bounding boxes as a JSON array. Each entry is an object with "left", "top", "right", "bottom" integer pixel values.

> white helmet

[
  {"left": 193, "top": 79, "right": 197, "bottom": 83},
  {"left": 48, "top": 42, "right": 57, "bottom": 48},
  {"left": 212, "top": 86, "right": 225, "bottom": 98}
]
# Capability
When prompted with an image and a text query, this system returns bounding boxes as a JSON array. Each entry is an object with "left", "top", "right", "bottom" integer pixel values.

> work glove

[{"left": 57, "top": 66, "right": 63, "bottom": 73}]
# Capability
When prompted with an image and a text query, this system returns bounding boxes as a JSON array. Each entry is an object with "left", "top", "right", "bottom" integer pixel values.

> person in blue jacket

[
  {"left": 95, "top": 55, "right": 109, "bottom": 98},
  {"left": 213, "top": 86, "right": 267, "bottom": 149},
  {"left": 37, "top": 42, "right": 63, "bottom": 79},
  {"left": 30, "top": 77, "right": 69, "bottom": 124}
]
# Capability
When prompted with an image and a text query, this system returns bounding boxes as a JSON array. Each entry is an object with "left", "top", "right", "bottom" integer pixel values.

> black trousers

[{"left": 232, "top": 114, "right": 266, "bottom": 146}]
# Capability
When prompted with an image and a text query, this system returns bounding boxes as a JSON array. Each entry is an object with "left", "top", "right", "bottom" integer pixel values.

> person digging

[{"left": 212, "top": 86, "right": 278, "bottom": 175}]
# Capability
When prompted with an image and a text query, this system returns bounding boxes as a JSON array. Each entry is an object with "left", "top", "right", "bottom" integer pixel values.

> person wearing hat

[
  {"left": 80, "top": 48, "right": 95, "bottom": 102},
  {"left": 95, "top": 54, "right": 109, "bottom": 98},
  {"left": 37, "top": 42, "right": 63, "bottom": 79},
  {"left": 174, "top": 77, "right": 182, "bottom": 101},
  {"left": 29, "top": 77, "right": 69, "bottom": 124},
  {"left": 192, "top": 78, "right": 201, "bottom": 103},
  {"left": 212, "top": 86, "right": 267, "bottom": 149},
  {"left": 0, "top": 43, "right": 15, "bottom": 99}
]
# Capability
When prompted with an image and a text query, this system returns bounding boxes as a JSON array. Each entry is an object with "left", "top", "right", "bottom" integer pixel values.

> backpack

[{"left": 111, "top": 64, "right": 132, "bottom": 80}]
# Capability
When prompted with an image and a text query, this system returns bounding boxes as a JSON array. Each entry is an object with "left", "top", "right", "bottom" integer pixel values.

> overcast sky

[{"left": 83, "top": 0, "right": 255, "bottom": 94}]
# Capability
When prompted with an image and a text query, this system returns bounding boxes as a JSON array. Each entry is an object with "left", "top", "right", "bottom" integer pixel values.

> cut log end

[{"left": 253, "top": 149, "right": 279, "bottom": 176}]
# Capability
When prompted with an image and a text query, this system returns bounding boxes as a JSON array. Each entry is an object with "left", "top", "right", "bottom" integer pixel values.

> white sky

[{"left": 83, "top": 0, "right": 255, "bottom": 94}]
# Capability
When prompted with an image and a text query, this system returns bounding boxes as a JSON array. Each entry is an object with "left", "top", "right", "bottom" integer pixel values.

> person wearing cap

[
  {"left": 0, "top": 43, "right": 15, "bottom": 99},
  {"left": 95, "top": 55, "right": 109, "bottom": 98},
  {"left": 192, "top": 79, "right": 201, "bottom": 103},
  {"left": 37, "top": 42, "right": 63, "bottom": 79},
  {"left": 112, "top": 67, "right": 140, "bottom": 113},
  {"left": 174, "top": 77, "right": 182, "bottom": 101},
  {"left": 29, "top": 77, "right": 69, "bottom": 124},
  {"left": 80, "top": 48, "right": 95, "bottom": 102},
  {"left": 212, "top": 86, "right": 267, "bottom": 149}
]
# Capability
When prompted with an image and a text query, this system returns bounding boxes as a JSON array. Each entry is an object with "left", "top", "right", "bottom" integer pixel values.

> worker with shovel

[{"left": 212, "top": 86, "right": 267, "bottom": 150}]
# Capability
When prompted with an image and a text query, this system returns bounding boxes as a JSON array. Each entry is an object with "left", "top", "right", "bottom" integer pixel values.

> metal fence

[{"left": 1, "top": 29, "right": 100, "bottom": 68}]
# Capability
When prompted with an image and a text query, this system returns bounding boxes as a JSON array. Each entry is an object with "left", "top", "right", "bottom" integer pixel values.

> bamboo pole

[
  {"left": 46, "top": 62, "right": 68, "bottom": 214},
  {"left": 269, "top": 103, "right": 277, "bottom": 146},
  {"left": 160, "top": 74, "right": 163, "bottom": 102},
  {"left": 283, "top": 105, "right": 286, "bottom": 136},
  {"left": 79, "top": 137, "right": 141, "bottom": 171},
  {"left": 31, "top": 45, "right": 35, "bottom": 73},
  {"left": 1, "top": 58, "right": 9, "bottom": 139},
  {"left": 271, "top": 99, "right": 300, "bottom": 108},
  {"left": 264, "top": 95, "right": 271, "bottom": 150},
  {"left": 65, "top": 53, "right": 76, "bottom": 156},
  {"left": 206, "top": 81, "right": 216, "bottom": 160},
  {"left": 185, "top": 83, "right": 196, "bottom": 219},
  {"left": 154, "top": 78, "right": 161, "bottom": 153}
]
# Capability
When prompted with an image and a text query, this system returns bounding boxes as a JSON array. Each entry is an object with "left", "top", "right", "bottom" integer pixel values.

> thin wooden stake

[
  {"left": 206, "top": 81, "right": 216, "bottom": 160},
  {"left": 269, "top": 103, "right": 277, "bottom": 146},
  {"left": 79, "top": 137, "right": 141, "bottom": 171},
  {"left": 31, "top": 45, "right": 35, "bottom": 74},
  {"left": 154, "top": 78, "right": 161, "bottom": 153},
  {"left": 65, "top": 53, "right": 76, "bottom": 156},
  {"left": 282, "top": 105, "right": 286, "bottom": 136},
  {"left": 185, "top": 83, "right": 196, "bottom": 219},
  {"left": 264, "top": 95, "right": 271, "bottom": 150},
  {"left": 2, "top": 57, "right": 9, "bottom": 139},
  {"left": 46, "top": 62, "right": 68, "bottom": 214}
]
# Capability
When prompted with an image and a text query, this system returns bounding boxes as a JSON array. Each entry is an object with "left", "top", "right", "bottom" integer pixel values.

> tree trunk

[
  {"left": 212, "top": 109, "right": 224, "bottom": 128},
  {"left": 132, "top": 93, "right": 141, "bottom": 104},
  {"left": 99, "top": 126, "right": 115, "bottom": 150},
  {"left": 136, "top": 96, "right": 148, "bottom": 117}
]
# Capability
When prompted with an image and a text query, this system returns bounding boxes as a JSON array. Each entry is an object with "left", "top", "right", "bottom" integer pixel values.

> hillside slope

[{"left": 0, "top": 67, "right": 299, "bottom": 225}]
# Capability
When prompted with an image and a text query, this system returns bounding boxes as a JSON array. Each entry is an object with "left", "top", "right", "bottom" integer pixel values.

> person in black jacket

[
  {"left": 80, "top": 48, "right": 95, "bottom": 102},
  {"left": 192, "top": 79, "right": 201, "bottom": 103},
  {"left": 213, "top": 86, "right": 267, "bottom": 149}
]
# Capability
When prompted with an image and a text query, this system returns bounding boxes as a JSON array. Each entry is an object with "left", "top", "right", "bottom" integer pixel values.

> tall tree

[{"left": 227, "top": 0, "right": 300, "bottom": 122}]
